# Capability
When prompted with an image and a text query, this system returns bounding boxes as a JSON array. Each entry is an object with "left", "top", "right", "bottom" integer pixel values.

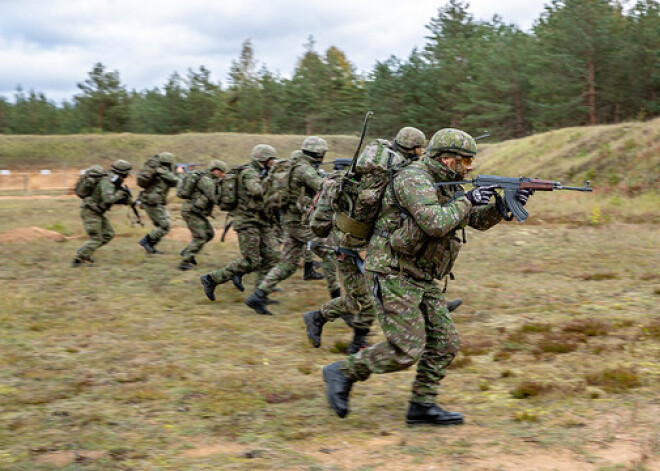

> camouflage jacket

[
  {"left": 81, "top": 173, "right": 130, "bottom": 213},
  {"left": 281, "top": 151, "right": 324, "bottom": 226},
  {"left": 182, "top": 170, "right": 218, "bottom": 217},
  {"left": 365, "top": 155, "right": 502, "bottom": 281},
  {"left": 141, "top": 167, "right": 181, "bottom": 206},
  {"left": 233, "top": 161, "right": 268, "bottom": 230}
]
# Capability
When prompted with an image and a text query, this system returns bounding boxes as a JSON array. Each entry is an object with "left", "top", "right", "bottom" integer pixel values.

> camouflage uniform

[
  {"left": 309, "top": 130, "right": 426, "bottom": 343},
  {"left": 207, "top": 157, "right": 279, "bottom": 288},
  {"left": 74, "top": 160, "right": 132, "bottom": 263},
  {"left": 340, "top": 153, "right": 503, "bottom": 404},
  {"left": 255, "top": 148, "right": 325, "bottom": 294},
  {"left": 140, "top": 153, "right": 181, "bottom": 250},
  {"left": 180, "top": 170, "right": 221, "bottom": 265}
]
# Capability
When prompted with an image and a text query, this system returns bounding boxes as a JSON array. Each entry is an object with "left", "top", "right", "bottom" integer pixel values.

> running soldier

[
  {"left": 138, "top": 152, "right": 181, "bottom": 254},
  {"left": 72, "top": 159, "right": 133, "bottom": 266},
  {"left": 305, "top": 127, "right": 426, "bottom": 354},
  {"left": 244, "top": 136, "right": 328, "bottom": 315},
  {"left": 322, "top": 128, "right": 534, "bottom": 424},
  {"left": 199, "top": 145, "right": 280, "bottom": 301},
  {"left": 178, "top": 159, "right": 228, "bottom": 271}
]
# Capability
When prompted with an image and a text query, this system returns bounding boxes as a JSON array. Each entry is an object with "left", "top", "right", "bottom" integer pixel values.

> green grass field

[{"left": 1, "top": 194, "right": 659, "bottom": 470}]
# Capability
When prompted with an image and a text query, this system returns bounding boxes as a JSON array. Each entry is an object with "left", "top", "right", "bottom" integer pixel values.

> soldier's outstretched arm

[
  {"left": 299, "top": 165, "right": 325, "bottom": 193},
  {"left": 395, "top": 170, "right": 472, "bottom": 239}
]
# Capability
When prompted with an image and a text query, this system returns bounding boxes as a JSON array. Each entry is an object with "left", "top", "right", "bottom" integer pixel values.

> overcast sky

[{"left": 0, "top": 0, "right": 549, "bottom": 104}]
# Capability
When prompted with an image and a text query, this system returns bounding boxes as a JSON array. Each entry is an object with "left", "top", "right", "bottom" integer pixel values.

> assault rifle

[
  {"left": 175, "top": 163, "right": 204, "bottom": 174},
  {"left": 121, "top": 185, "right": 144, "bottom": 227},
  {"left": 435, "top": 175, "right": 592, "bottom": 223}
]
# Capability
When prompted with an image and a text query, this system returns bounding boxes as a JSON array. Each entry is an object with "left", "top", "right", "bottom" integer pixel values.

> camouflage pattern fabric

[
  {"left": 342, "top": 273, "right": 459, "bottom": 403},
  {"left": 256, "top": 151, "right": 325, "bottom": 294},
  {"left": 310, "top": 236, "right": 340, "bottom": 294},
  {"left": 181, "top": 210, "right": 215, "bottom": 263},
  {"left": 365, "top": 155, "right": 502, "bottom": 280},
  {"left": 75, "top": 173, "right": 130, "bottom": 260},
  {"left": 231, "top": 161, "right": 268, "bottom": 231},
  {"left": 320, "top": 245, "right": 375, "bottom": 331},
  {"left": 76, "top": 207, "right": 116, "bottom": 260},
  {"left": 141, "top": 165, "right": 180, "bottom": 245},
  {"left": 180, "top": 171, "right": 218, "bottom": 263},
  {"left": 257, "top": 221, "right": 312, "bottom": 294},
  {"left": 143, "top": 204, "right": 171, "bottom": 245},
  {"left": 339, "top": 153, "right": 503, "bottom": 403},
  {"left": 209, "top": 225, "right": 279, "bottom": 288}
]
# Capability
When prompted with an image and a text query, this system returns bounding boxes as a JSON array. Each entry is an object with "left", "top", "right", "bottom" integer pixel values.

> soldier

[
  {"left": 178, "top": 159, "right": 228, "bottom": 271},
  {"left": 138, "top": 152, "right": 181, "bottom": 254},
  {"left": 244, "top": 136, "right": 328, "bottom": 315},
  {"left": 199, "top": 145, "right": 280, "bottom": 301},
  {"left": 322, "top": 128, "right": 534, "bottom": 424},
  {"left": 72, "top": 159, "right": 133, "bottom": 266},
  {"left": 305, "top": 127, "right": 426, "bottom": 354}
]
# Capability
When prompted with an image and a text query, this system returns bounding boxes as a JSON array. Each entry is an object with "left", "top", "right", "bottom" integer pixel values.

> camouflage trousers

[
  {"left": 257, "top": 222, "right": 312, "bottom": 294},
  {"left": 342, "top": 272, "right": 460, "bottom": 403},
  {"left": 210, "top": 225, "right": 279, "bottom": 289},
  {"left": 310, "top": 237, "right": 340, "bottom": 294},
  {"left": 320, "top": 253, "right": 375, "bottom": 331},
  {"left": 181, "top": 210, "right": 215, "bottom": 263},
  {"left": 143, "top": 204, "right": 171, "bottom": 246},
  {"left": 76, "top": 207, "right": 115, "bottom": 259}
]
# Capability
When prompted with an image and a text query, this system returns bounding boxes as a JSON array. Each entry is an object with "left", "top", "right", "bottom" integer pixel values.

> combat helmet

[
  {"left": 250, "top": 144, "right": 277, "bottom": 163},
  {"left": 426, "top": 128, "right": 477, "bottom": 158},
  {"left": 86, "top": 165, "right": 105, "bottom": 177},
  {"left": 394, "top": 127, "right": 426, "bottom": 152},
  {"left": 208, "top": 159, "right": 228, "bottom": 173},
  {"left": 301, "top": 136, "right": 328, "bottom": 159},
  {"left": 111, "top": 159, "right": 132, "bottom": 176},
  {"left": 158, "top": 152, "right": 175, "bottom": 168}
]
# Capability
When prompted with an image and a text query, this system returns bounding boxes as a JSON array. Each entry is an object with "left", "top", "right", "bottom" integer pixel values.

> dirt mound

[
  {"left": 0, "top": 226, "right": 67, "bottom": 244},
  {"left": 165, "top": 225, "right": 237, "bottom": 243}
]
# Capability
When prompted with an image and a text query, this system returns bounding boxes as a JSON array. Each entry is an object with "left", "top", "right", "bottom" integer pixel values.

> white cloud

[{"left": 0, "top": 0, "right": 548, "bottom": 104}]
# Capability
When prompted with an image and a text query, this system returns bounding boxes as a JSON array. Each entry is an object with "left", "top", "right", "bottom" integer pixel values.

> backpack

[
  {"left": 329, "top": 139, "right": 407, "bottom": 248},
  {"left": 263, "top": 159, "right": 298, "bottom": 212},
  {"left": 176, "top": 170, "right": 204, "bottom": 200},
  {"left": 217, "top": 166, "right": 247, "bottom": 211},
  {"left": 74, "top": 165, "right": 105, "bottom": 198},
  {"left": 136, "top": 156, "right": 159, "bottom": 188}
]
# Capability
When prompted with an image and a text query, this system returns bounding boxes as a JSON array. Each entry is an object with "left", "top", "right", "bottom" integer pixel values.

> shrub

[{"left": 510, "top": 381, "right": 552, "bottom": 399}]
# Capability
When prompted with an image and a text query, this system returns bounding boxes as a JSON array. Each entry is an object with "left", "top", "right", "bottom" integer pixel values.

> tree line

[{"left": 1, "top": 0, "right": 659, "bottom": 140}]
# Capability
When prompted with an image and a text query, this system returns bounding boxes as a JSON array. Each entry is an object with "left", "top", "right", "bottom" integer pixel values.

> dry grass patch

[
  {"left": 520, "top": 322, "right": 553, "bottom": 333},
  {"left": 585, "top": 367, "right": 642, "bottom": 393},
  {"left": 534, "top": 331, "right": 585, "bottom": 354},
  {"left": 510, "top": 380, "right": 554, "bottom": 399},
  {"left": 561, "top": 317, "right": 612, "bottom": 336}
]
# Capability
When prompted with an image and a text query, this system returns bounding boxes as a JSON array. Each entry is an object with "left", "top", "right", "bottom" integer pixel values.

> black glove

[
  {"left": 515, "top": 188, "right": 534, "bottom": 206},
  {"left": 465, "top": 185, "right": 496, "bottom": 205}
]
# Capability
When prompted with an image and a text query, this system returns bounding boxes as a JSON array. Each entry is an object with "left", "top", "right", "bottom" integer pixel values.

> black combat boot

[
  {"left": 322, "top": 361, "right": 353, "bottom": 418},
  {"left": 200, "top": 274, "right": 217, "bottom": 301},
  {"left": 406, "top": 402, "right": 464, "bottom": 426},
  {"left": 178, "top": 261, "right": 195, "bottom": 271},
  {"left": 71, "top": 257, "right": 84, "bottom": 267},
  {"left": 347, "top": 328, "right": 370, "bottom": 354},
  {"left": 447, "top": 298, "right": 462, "bottom": 312},
  {"left": 232, "top": 274, "right": 245, "bottom": 292},
  {"left": 190, "top": 256, "right": 197, "bottom": 266},
  {"left": 245, "top": 289, "right": 273, "bottom": 315},
  {"left": 303, "top": 310, "right": 326, "bottom": 348},
  {"left": 330, "top": 288, "right": 341, "bottom": 299},
  {"left": 139, "top": 236, "right": 156, "bottom": 254},
  {"left": 303, "top": 261, "right": 325, "bottom": 280}
]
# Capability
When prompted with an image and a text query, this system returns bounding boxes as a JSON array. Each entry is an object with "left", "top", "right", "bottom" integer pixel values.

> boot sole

[{"left": 406, "top": 418, "right": 464, "bottom": 426}]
